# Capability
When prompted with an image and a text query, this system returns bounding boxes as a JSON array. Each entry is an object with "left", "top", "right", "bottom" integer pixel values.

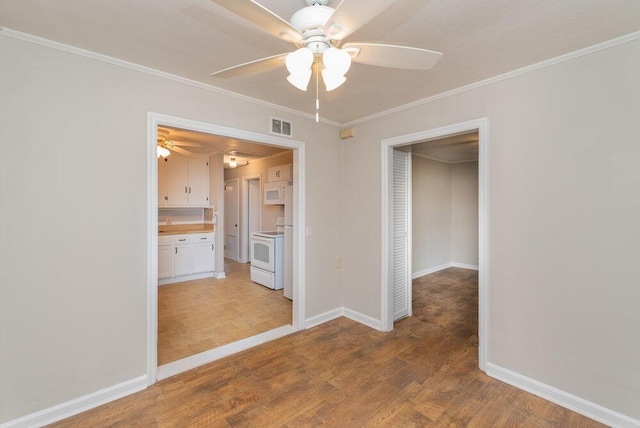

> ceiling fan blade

[
  {"left": 325, "top": 0, "right": 394, "bottom": 41},
  {"left": 168, "top": 140, "right": 202, "bottom": 148},
  {"left": 171, "top": 146, "right": 198, "bottom": 157},
  {"left": 210, "top": 0, "right": 302, "bottom": 43},
  {"left": 343, "top": 43, "right": 443, "bottom": 70},
  {"left": 211, "top": 53, "right": 288, "bottom": 78}
]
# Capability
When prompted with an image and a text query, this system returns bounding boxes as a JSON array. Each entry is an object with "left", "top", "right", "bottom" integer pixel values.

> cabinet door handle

[
  {"left": 212, "top": 244, "right": 214, "bottom": 250},
  {"left": 175, "top": 248, "right": 177, "bottom": 254},
  {"left": 201, "top": 237, "right": 207, "bottom": 240},
  {"left": 188, "top": 187, "right": 192, "bottom": 193},
  {"left": 185, "top": 186, "right": 188, "bottom": 193},
  {"left": 178, "top": 239, "right": 186, "bottom": 242}
]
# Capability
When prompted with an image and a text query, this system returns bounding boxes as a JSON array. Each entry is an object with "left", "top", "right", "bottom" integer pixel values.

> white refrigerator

[{"left": 278, "top": 185, "right": 294, "bottom": 300}]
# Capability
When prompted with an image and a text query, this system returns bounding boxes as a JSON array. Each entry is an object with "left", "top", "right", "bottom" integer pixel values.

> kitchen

[{"left": 156, "top": 125, "right": 294, "bottom": 366}]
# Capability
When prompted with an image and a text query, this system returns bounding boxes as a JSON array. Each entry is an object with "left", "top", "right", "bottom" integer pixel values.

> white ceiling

[
  {"left": 158, "top": 125, "right": 290, "bottom": 165},
  {"left": 411, "top": 132, "right": 478, "bottom": 163},
  {"left": 1, "top": 0, "right": 639, "bottom": 124}
]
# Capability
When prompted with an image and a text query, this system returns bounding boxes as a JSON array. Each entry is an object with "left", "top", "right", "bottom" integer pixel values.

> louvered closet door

[{"left": 392, "top": 149, "right": 411, "bottom": 321}]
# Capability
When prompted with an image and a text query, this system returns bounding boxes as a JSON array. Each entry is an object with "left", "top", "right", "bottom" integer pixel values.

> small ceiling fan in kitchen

[
  {"left": 157, "top": 127, "right": 202, "bottom": 158},
  {"left": 210, "top": 0, "right": 442, "bottom": 120}
]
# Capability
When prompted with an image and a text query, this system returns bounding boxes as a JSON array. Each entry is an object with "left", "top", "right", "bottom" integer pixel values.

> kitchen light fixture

[{"left": 224, "top": 154, "right": 248, "bottom": 168}]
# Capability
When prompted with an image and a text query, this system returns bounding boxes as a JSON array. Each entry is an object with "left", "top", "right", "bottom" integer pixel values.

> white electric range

[{"left": 250, "top": 231, "right": 284, "bottom": 290}]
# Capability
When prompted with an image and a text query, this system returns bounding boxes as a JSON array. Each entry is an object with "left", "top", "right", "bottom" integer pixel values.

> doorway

[
  {"left": 147, "top": 112, "right": 306, "bottom": 384},
  {"left": 224, "top": 178, "right": 240, "bottom": 261},
  {"left": 381, "top": 118, "right": 488, "bottom": 371},
  {"left": 240, "top": 177, "right": 261, "bottom": 263}
]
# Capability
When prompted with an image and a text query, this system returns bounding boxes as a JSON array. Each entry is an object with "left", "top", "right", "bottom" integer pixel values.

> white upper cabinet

[
  {"left": 159, "top": 153, "right": 210, "bottom": 207},
  {"left": 267, "top": 164, "right": 292, "bottom": 183},
  {"left": 185, "top": 157, "right": 210, "bottom": 207}
]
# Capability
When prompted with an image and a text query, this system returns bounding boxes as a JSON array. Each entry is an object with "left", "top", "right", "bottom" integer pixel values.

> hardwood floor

[
  {"left": 52, "top": 268, "right": 603, "bottom": 427},
  {"left": 158, "top": 258, "right": 292, "bottom": 365}
]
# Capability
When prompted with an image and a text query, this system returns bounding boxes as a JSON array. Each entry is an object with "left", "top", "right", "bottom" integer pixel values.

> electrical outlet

[
  {"left": 305, "top": 227, "right": 312, "bottom": 237},
  {"left": 336, "top": 258, "right": 342, "bottom": 269}
]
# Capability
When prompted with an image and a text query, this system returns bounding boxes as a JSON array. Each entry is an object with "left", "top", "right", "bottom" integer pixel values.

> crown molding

[
  {"left": 0, "top": 26, "right": 342, "bottom": 128},
  {"left": 344, "top": 30, "right": 640, "bottom": 127},
  {"left": 2, "top": 26, "right": 638, "bottom": 129}
]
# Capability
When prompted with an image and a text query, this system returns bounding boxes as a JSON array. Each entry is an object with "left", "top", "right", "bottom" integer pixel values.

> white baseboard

[
  {"left": 451, "top": 262, "right": 479, "bottom": 270},
  {"left": 412, "top": 263, "right": 452, "bottom": 279},
  {"left": 304, "top": 308, "right": 343, "bottom": 329},
  {"left": 342, "top": 308, "right": 383, "bottom": 331},
  {"left": 213, "top": 271, "right": 226, "bottom": 279},
  {"left": 157, "top": 325, "right": 297, "bottom": 380},
  {"left": 412, "top": 262, "right": 479, "bottom": 279},
  {"left": 158, "top": 272, "right": 214, "bottom": 285},
  {"left": 486, "top": 363, "right": 640, "bottom": 428},
  {"left": 305, "top": 307, "right": 383, "bottom": 331},
  {"left": 1, "top": 376, "right": 147, "bottom": 428}
]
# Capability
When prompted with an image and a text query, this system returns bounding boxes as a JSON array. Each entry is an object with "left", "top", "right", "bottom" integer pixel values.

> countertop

[{"left": 158, "top": 224, "right": 214, "bottom": 236}]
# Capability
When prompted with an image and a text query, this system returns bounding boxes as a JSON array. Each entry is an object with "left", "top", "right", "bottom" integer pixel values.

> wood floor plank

[{"left": 50, "top": 268, "right": 605, "bottom": 427}]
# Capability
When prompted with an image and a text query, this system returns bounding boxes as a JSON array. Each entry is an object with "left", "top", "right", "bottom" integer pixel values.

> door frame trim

[
  {"left": 147, "top": 112, "right": 306, "bottom": 384},
  {"left": 380, "top": 118, "right": 489, "bottom": 371},
  {"left": 224, "top": 177, "right": 241, "bottom": 261},
  {"left": 240, "top": 175, "right": 262, "bottom": 263}
]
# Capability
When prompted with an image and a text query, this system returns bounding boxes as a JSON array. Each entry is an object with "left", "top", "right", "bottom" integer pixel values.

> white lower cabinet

[
  {"left": 173, "top": 243, "right": 191, "bottom": 277},
  {"left": 191, "top": 233, "right": 216, "bottom": 274},
  {"left": 158, "top": 235, "right": 172, "bottom": 279},
  {"left": 158, "top": 232, "right": 215, "bottom": 285}
]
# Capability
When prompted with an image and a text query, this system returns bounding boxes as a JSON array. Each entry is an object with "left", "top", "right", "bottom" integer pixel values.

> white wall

[
  {"left": 0, "top": 35, "right": 342, "bottom": 423},
  {"left": 208, "top": 153, "right": 225, "bottom": 275},
  {"left": 411, "top": 157, "right": 478, "bottom": 274},
  {"left": 224, "top": 151, "right": 293, "bottom": 231},
  {"left": 341, "top": 39, "right": 640, "bottom": 419},
  {"left": 411, "top": 156, "right": 451, "bottom": 271},
  {"left": 451, "top": 161, "right": 479, "bottom": 266},
  {"left": 224, "top": 151, "right": 293, "bottom": 263}
]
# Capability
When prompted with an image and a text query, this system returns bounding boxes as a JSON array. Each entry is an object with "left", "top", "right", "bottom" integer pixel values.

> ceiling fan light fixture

[
  {"left": 323, "top": 47, "right": 351, "bottom": 76},
  {"left": 229, "top": 157, "right": 237, "bottom": 168},
  {"left": 286, "top": 47, "right": 314, "bottom": 90},
  {"left": 321, "top": 69, "right": 346, "bottom": 91},
  {"left": 287, "top": 69, "right": 313, "bottom": 91},
  {"left": 157, "top": 145, "right": 170, "bottom": 158}
]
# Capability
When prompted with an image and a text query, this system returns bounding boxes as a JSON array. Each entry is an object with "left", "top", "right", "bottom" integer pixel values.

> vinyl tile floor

[{"left": 157, "top": 258, "right": 292, "bottom": 365}]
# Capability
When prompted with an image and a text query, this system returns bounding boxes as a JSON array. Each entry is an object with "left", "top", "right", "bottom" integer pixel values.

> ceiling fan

[
  {"left": 210, "top": 0, "right": 442, "bottom": 100},
  {"left": 157, "top": 128, "right": 203, "bottom": 158}
]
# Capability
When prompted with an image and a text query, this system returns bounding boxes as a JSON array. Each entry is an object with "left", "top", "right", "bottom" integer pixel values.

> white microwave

[{"left": 264, "top": 181, "right": 287, "bottom": 205}]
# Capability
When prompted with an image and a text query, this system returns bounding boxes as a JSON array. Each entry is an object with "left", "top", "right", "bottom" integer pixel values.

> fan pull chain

[{"left": 315, "top": 60, "right": 320, "bottom": 123}]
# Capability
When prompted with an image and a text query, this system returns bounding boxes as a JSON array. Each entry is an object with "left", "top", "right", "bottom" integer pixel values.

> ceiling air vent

[{"left": 270, "top": 117, "right": 292, "bottom": 138}]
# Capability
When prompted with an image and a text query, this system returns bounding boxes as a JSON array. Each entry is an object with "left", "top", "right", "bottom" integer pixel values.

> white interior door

[
  {"left": 224, "top": 178, "right": 240, "bottom": 260},
  {"left": 248, "top": 179, "right": 261, "bottom": 260},
  {"left": 392, "top": 149, "right": 412, "bottom": 321}
]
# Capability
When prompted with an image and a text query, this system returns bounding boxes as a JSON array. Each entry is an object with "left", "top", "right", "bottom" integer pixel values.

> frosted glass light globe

[
  {"left": 322, "top": 47, "right": 351, "bottom": 76},
  {"left": 286, "top": 48, "right": 314, "bottom": 90}
]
